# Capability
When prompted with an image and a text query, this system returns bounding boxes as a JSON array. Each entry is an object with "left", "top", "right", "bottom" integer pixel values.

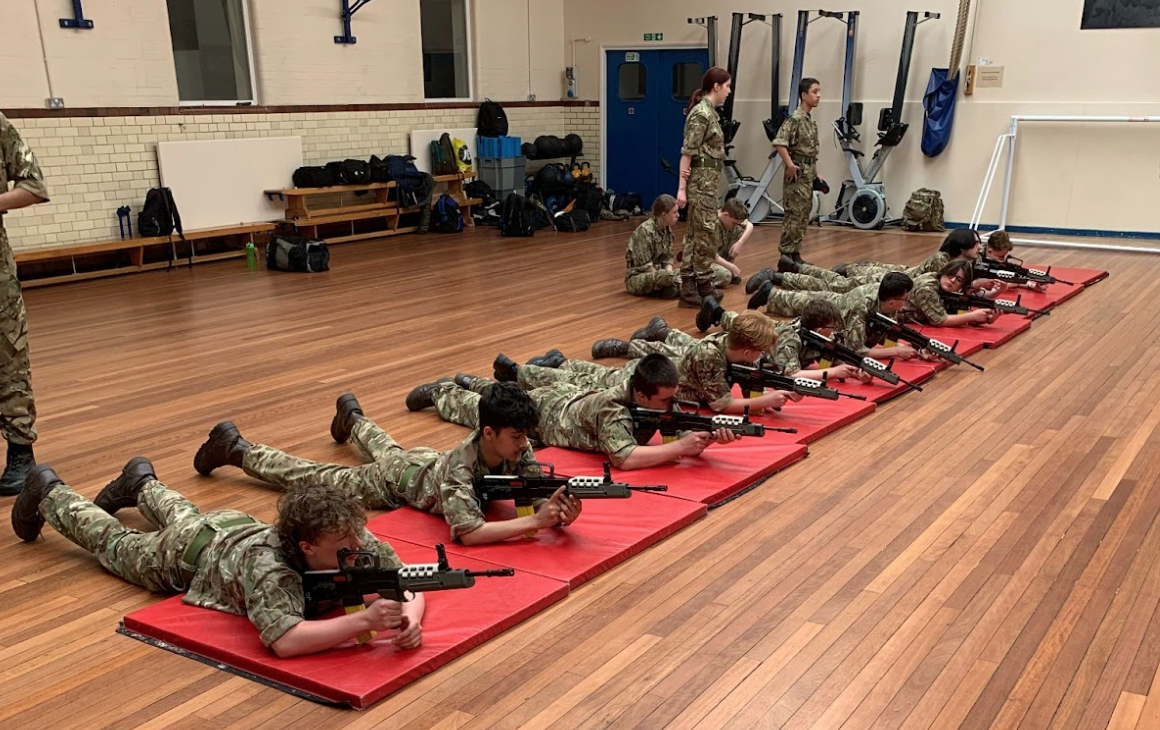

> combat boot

[
  {"left": 94, "top": 457, "right": 156, "bottom": 515},
  {"left": 330, "top": 393, "right": 365, "bottom": 444},
  {"left": 591, "top": 339, "right": 630, "bottom": 359},
  {"left": 696, "top": 297, "right": 724, "bottom": 332},
  {"left": 12, "top": 464, "right": 64, "bottom": 542},
  {"left": 745, "top": 268, "right": 777, "bottom": 294},
  {"left": 658, "top": 285, "right": 680, "bottom": 299},
  {"left": 405, "top": 378, "right": 453, "bottom": 411},
  {"left": 791, "top": 252, "right": 811, "bottom": 265},
  {"left": 678, "top": 278, "right": 701, "bottom": 309},
  {"left": 454, "top": 373, "right": 482, "bottom": 391},
  {"left": 833, "top": 263, "right": 850, "bottom": 276},
  {"left": 631, "top": 316, "right": 671, "bottom": 343},
  {"left": 0, "top": 442, "right": 35, "bottom": 497},
  {"left": 748, "top": 281, "right": 774, "bottom": 310},
  {"left": 193, "top": 421, "right": 252, "bottom": 475},
  {"left": 493, "top": 354, "right": 520, "bottom": 382},
  {"left": 697, "top": 279, "right": 723, "bottom": 302},
  {"left": 777, "top": 254, "right": 801, "bottom": 274},
  {"left": 526, "top": 349, "right": 566, "bottom": 368}
]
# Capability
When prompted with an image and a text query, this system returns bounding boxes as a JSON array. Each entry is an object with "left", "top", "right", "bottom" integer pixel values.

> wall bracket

[
  {"left": 335, "top": 0, "right": 375, "bottom": 44},
  {"left": 59, "top": 0, "right": 94, "bottom": 29}
]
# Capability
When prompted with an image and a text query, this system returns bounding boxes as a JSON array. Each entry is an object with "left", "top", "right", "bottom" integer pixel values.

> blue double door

[{"left": 605, "top": 48, "right": 710, "bottom": 209}]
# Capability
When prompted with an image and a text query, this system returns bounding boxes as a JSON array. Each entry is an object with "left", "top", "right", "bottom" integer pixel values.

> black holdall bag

[
  {"left": 340, "top": 159, "right": 370, "bottom": 184},
  {"left": 267, "top": 235, "right": 330, "bottom": 273},
  {"left": 477, "top": 98, "right": 509, "bottom": 137},
  {"left": 555, "top": 209, "right": 590, "bottom": 232},
  {"left": 293, "top": 166, "right": 335, "bottom": 188}
]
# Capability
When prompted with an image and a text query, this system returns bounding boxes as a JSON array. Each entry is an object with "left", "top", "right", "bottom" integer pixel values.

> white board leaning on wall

[{"left": 157, "top": 137, "right": 303, "bottom": 231}]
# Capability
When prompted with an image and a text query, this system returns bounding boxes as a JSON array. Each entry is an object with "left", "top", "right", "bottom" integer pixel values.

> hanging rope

[{"left": 948, "top": 0, "right": 971, "bottom": 79}]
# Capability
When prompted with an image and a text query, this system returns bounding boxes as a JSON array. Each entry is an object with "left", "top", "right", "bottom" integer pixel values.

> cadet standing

[
  {"left": 677, "top": 67, "right": 732, "bottom": 309},
  {"left": 773, "top": 78, "right": 822, "bottom": 263},
  {"left": 0, "top": 113, "right": 48, "bottom": 495}
]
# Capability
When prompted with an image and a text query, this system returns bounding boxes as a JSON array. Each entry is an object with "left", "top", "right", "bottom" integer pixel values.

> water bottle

[{"left": 245, "top": 242, "right": 257, "bottom": 270}]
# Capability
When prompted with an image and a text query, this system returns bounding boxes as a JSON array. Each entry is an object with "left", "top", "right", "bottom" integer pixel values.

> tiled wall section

[{"left": 7, "top": 103, "right": 602, "bottom": 252}]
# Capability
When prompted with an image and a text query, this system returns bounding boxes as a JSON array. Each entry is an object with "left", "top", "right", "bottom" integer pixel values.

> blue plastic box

[{"left": 477, "top": 136, "right": 522, "bottom": 158}]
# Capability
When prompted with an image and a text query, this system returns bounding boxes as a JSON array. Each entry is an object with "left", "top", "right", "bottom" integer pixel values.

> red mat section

[
  {"left": 1002, "top": 282, "right": 1085, "bottom": 318},
  {"left": 526, "top": 440, "right": 808, "bottom": 506},
  {"left": 369, "top": 489, "right": 706, "bottom": 585},
  {"left": 1031, "top": 266, "right": 1108, "bottom": 287},
  {"left": 920, "top": 314, "right": 1031, "bottom": 349},
  {"left": 754, "top": 396, "right": 878, "bottom": 442},
  {"left": 825, "top": 360, "right": 939, "bottom": 403},
  {"left": 121, "top": 539, "right": 568, "bottom": 709}
]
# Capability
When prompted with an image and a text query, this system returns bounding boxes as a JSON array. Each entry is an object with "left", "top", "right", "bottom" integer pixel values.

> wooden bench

[
  {"left": 266, "top": 173, "right": 482, "bottom": 245},
  {"left": 15, "top": 222, "right": 275, "bottom": 288}
]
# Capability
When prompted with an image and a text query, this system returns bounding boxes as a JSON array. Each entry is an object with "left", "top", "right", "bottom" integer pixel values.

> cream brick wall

[
  {"left": 4, "top": 105, "right": 576, "bottom": 251},
  {"left": 563, "top": 105, "right": 601, "bottom": 183}
]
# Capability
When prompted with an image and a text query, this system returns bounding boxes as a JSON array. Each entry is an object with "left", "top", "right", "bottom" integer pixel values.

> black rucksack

[
  {"left": 266, "top": 235, "right": 329, "bottom": 273},
  {"left": 431, "top": 194, "right": 464, "bottom": 233},
  {"left": 368, "top": 155, "right": 391, "bottom": 184},
  {"left": 430, "top": 134, "right": 459, "bottom": 176},
  {"left": 292, "top": 166, "right": 334, "bottom": 188},
  {"left": 465, "top": 179, "right": 496, "bottom": 207},
  {"left": 575, "top": 183, "right": 603, "bottom": 220},
  {"left": 138, "top": 187, "right": 182, "bottom": 237},
  {"left": 499, "top": 194, "right": 534, "bottom": 237},
  {"left": 477, "top": 99, "right": 509, "bottom": 137},
  {"left": 341, "top": 159, "right": 369, "bottom": 184},
  {"left": 555, "top": 209, "right": 590, "bottom": 232},
  {"left": 533, "top": 163, "right": 573, "bottom": 196}
]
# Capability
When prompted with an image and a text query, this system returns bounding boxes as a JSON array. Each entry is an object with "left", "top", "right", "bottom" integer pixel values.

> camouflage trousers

[
  {"left": 765, "top": 288, "right": 844, "bottom": 318},
  {"left": 40, "top": 480, "right": 242, "bottom": 593},
  {"left": 779, "top": 163, "right": 816, "bottom": 255},
  {"left": 779, "top": 265, "right": 878, "bottom": 293},
  {"left": 242, "top": 418, "right": 437, "bottom": 510},
  {"left": 517, "top": 360, "right": 633, "bottom": 392},
  {"left": 625, "top": 269, "right": 680, "bottom": 297},
  {"left": 842, "top": 262, "right": 902, "bottom": 278},
  {"left": 625, "top": 329, "right": 698, "bottom": 360},
  {"left": 0, "top": 234, "right": 36, "bottom": 444},
  {"left": 680, "top": 169, "right": 722, "bottom": 285},
  {"left": 434, "top": 381, "right": 483, "bottom": 430}
]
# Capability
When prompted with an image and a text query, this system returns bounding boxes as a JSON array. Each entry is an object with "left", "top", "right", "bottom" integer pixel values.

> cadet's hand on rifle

[
  {"left": 784, "top": 390, "right": 805, "bottom": 403},
  {"left": 556, "top": 490, "right": 583, "bottom": 526},
  {"left": 711, "top": 427, "right": 739, "bottom": 445},
  {"left": 364, "top": 598, "right": 405, "bottom": 632},
  {"left": 391, "top": 615, "right": 423, "bottom": 650},
  {"left": 534, "top": 487, "right": 568, "bottom": 528},
  {"left": 1028, "top": 281, "right": 1048, "bottom": 292},
  {"left": 854, "top": 369, "right": 874, "bottom": 384},
  {"left": 918, "top": 348, "right": 939, "bottom": 362},
  {"left": 678, "top": 431, "right": 715, "bottom": 457},
  {"left": 757, "top": 391, "right": 790, "bottom": 411},
  {"left": 968, "top": 309, "right": 995, "bottom": 325},
  {"left": 894, "top": 345, "right": 918, "bottom": 361},
  {"left": 828, "top": 363, "right": 860, "bottom": 381}
]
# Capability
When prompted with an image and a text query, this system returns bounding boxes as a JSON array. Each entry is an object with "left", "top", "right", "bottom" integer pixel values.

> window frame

[
  {"left": 671, "top": 61, "right": 704, "bottom": 102},
  {"left": 616, "top": 62, "right": 647, "bottom": 102},
  {"left": 421, "top": 0, "right": 475, "bottom": 103},
  {"left": 172, "top": 0, "right": 259, "bottom": 107}
]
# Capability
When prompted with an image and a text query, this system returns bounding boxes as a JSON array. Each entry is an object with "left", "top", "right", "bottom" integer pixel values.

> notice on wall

[{"left": 977, "top": 66, "right": 1005, "bottom": 88}]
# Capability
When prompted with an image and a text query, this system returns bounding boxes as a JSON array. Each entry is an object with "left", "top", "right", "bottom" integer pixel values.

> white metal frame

[
  {"left": 175, "top": 0, "right": 260, "bottom": 106},
  {"left": 971, "top": 115, "right": 1160, "bottom": 254},
  {"left": 599, "top": 43, "right": 706, "bottom": 190},
  {"left": 423, "top": 0, "right": 475, "bottom": 102}
]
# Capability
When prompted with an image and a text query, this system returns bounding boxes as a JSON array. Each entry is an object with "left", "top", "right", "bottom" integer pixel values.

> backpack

[
  {"left": 266, "top": 235, "right": 329, "bottom": 273},
  {"left": 368, "top": 155, "right": 391, "bottom": 184},
  {"left": 555, "top": 209, "right": 590, "bottom": 232},
  {"left": 533, "top": 163, "right": 573, "bottom": 196},
  {"left": 384, "top": 155, "right": 430, "bottom": 207},
  {"left": 431, "top": 193, "right": 464, "bottom": 233},
  {"left": 575, "top": 182, "right": 603, "bottom": 220},
  {"left": 429, "top": 133, "right": 458, "bottom": 175},
  {"left": 465, "top": 179, "right": 496, "bottom": 207},
  {"left": 452, "top": 137, "right": 473, "bottom": 174},
  {"left": 477, "top": 98, "right": 509, "bottom": 137},
  {"left": 292, "top": 166, "right": 334, "bottom": 188},
  {"left": 138, "top": 187, "right": 183, "bottom": 238},
  {"left": 340, "top": 159, "right": 370, "bottom": 185},
  {"left": 499, "top": 193, "right": 534, "bottom": 237},
  {"left": 902, "top": 188, "right": 946, "bottom": 232}
]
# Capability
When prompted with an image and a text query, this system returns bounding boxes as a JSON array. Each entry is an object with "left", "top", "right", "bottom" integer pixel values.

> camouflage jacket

[
  {"left": 530, "top": 381, "right": 646, "bottom": 467},
  {"left": 681, "top": 97, "right": 725, "bottom": 160},
  {"left": 625, "top": 217, "right": 674, "bottom": 277},
  {"left": 1, "top": 113, "right": 50, "bottom": 242},
  {"left": 901, "top": 273, "right": 949, "bottom": 325},
  {"left": 184, "top": 519, "right": 401, "bottom": 647},
  {"left": 768, "top": 319, "right": 827, "bottom": 373},
  {"left": 715, "top": 219, "right": 744, "bottom": 260},
  {"left": 772, "top": 107, "right": 820, "bottom": 162},
  {"left": 677, "top": 332, "right": 733, "bottom": 411}
]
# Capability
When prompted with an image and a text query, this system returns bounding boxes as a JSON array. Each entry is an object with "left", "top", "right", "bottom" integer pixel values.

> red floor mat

[
  {"left": 754, "top": 396, "right": 878, "bottom": 442},
  {"left": 827, "top": 360, "right": 939, "bottom": 403},
  {"left": 527, "top": 440, "right": 808, "bottom": 506},
  {"left": 1031, "top": 266, "right": 1108, "bottom": 287},
  {"left": 120, "top": 539, "right": 568, "bottom": 709},
  {"left": 1011, "top": 282, "right": 1086, "bottom": 314},
  {"left": 920, "top": 314, "right": 1032, "bottom": 349},
  {"left": 369, "top": 489, "right": 706, "bottom": 586}
]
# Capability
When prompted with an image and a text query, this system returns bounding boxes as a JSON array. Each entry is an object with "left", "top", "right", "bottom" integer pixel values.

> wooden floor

[{"left": 1, "top": 218, "right": 1158, "bottom": 730}]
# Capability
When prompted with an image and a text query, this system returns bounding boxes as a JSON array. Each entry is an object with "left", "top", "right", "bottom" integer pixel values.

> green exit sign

[{"left": 644, "top": 32, "right": 664, "bottom": 41}]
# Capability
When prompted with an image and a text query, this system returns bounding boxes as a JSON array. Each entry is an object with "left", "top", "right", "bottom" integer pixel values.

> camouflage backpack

[{"left": 902, "top": 188, "right": 945, "bottom": 232}]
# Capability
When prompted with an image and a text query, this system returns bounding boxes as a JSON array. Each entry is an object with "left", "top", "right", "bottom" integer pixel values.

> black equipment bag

[
  {"left": 564, "top": 133, "right": 583, "bottom": 156},
  {"left": 575, "top": 182, "right": 603, "bottom": 220},
  {"left": 534, "top": 135, "right": 568, "bottom": 159},
  {"left": 292, "top": 166, "right": 334, "bottom": 188},
  {"left": 138, "top": 187, "right": 191, "bottom": 267},
  {"left": 521, "top": 142, "right": 537, "bottom": 160},
  {"left": 477, "top": 98, "right": 509, "bottom": 137},
  {"left": 465, "top": 179, "right": 496, "bottom": 207},
  {"left": 340, "top": 159, "right": 370, "bottom": 185},
  {"left": 555, "top": 209, "right": 590, "bottom": 232},
  {"left": 499, "top": 193, "right": 534, "bottom": 237},
  {"left": 368, "top": 155, "right": 391, "bottom": 184},
  {"left": 266, "top": 235, "right": 330, "bottom": 273}
]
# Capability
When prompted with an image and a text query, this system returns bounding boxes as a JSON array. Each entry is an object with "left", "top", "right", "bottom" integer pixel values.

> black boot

[
  {"left": 526, "top": 349, "right": 565, "bottom": 368},
  {"left": 777, "top": 254, "right": 801, "bottom": 274},
  {"left": 745, "top": 268, "right": 777, "bottom": 294},
  {"left": 678, "top": 278, "right": 701, "bottom": 309},
  {"left": 631, "top": 316, "right": 671, "bottom": 343},
  {"left": 405, "top": 378, "right": 453, "bottom": 412},
  {"left": 493, "top": 354, "right": 520, "bottom": 382},
  {"left": 833, "top": 263, "right": 850, "bottom": 276},
  {"left": 193, "top": 421, "right": 252, "bottom": 476},
  {"left": 791, "top": 252, "right": 811, "bottom": 265},
  {"left": 748, "top": 281, "right": 774, "bottom": 310},
  {"left": 330, "top": 393, "right": 365, "bottom": 444},
  {"left": 658, "top": 285, "right": 680, "bottom": 299},
  {"left": 0, "top": 442, "right": 35, "bottom": 497},
  {"left": 696, "top": 297, "right": 724, "bottom": 332},
  {"left": 591, "top": 339, "right": 630, "bottom": 359},
  {"left": 454, "top": 373, "right": 481, "bottom": 391},
  {"left": 94, "top": 457, "right": 156, "bottom": 515},
  {"left": 12, "top": 464, "right": 64, "bottom": 542}
]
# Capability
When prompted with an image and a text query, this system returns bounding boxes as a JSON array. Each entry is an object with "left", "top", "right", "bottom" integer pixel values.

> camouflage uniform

[
  {"left": 777, "top": 264, "right": 880, "bottom": 294},
  {"left": 39, "top": 479, "right": 401, "bottom": 647},
  {"left": 721, "top": 311, "right": 823, "bottom": 375},
  {"left": 434, "top": 379, "right": 646, "bottom": 468},
  {"left": 709, "top": 219, "right": 745, "bottom": 288},
  {"left": 772, "top": 107, "right": 819, "bottom": 256},
  {"left": 900, "top": 272, "right": 950, "bottom": 325},
  {"left": 517, "top": 359, "right": 637, "bottom": 392},
  {"left": 842, "top": 251, "right": 951, "bottom": 280},
  {"left": 765, "top": 282, "right": 881, "bottom": 353},
  {"left": 241, "top": 418, "right": 540, "bottom": 540},
  {"left": 680, "top": 97, "right": 725, "bottom": 287},
  {"left": 624, "top": 217, "right": 680, "bottom": 296},
  {"left": 675, "top": 332, "right": 733, "bottom": 411},
  {"left": 0, "top": 114, "right": 47, "bottom": 446}
]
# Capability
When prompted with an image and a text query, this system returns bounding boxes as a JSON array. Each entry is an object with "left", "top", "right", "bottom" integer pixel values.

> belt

[
  {"left": 181, "top": 515, "right": 257, "bottom": 573},
  {"left": 690, "top": 156, "right": 723, "bottom": 171},
  {"left": 791, "top": 156, "right": 817, "bottom": 165},
  {"left": 398, "top": 463, "right": 422, "bottom": 492}
]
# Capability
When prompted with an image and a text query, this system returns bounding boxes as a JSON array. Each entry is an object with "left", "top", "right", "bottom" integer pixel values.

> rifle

[
  {"left": 800, "top": 328, "right": 924, "bottom": 392},
  {"left": 727, "top": 363, "right": 868, "bottom": 401},
  {"left": 628, "top": 403, "right": 794, "bottom": 440},
  {"left": 981, "top": 255, "right": 1074, "bottom": 286},
  {"left": 869, "top": 312, "right": 985, "bottom": 372},
  {"left": 940, "top": 290, "right": 1050, "bottom": 317},
  {"left": 476, "top": 462, "right": 667, "bottom": 521},
  {"left": 303, "top": 544, "right": 514, "bottom": 645}
]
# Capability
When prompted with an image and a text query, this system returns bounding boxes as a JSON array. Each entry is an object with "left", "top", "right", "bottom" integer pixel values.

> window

[
  {"left": 672, "top": 62, "right": 703, "bottom": 101},
  {"left": 166, "top": 0, "right": 255, "bottom": 104},
  {"left": 421, "top": 0, "right": 471, "bottom": 100},
  {"left": 618, "top": 63, "right": 647, "bottom": 101}
]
